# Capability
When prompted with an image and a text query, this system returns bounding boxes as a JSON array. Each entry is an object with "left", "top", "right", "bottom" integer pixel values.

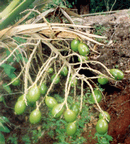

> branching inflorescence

[{"left": 0, "top": 9, "right": 124, "bottom": 136}]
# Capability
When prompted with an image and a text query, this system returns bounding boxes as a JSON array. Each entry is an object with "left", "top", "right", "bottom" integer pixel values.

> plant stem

[
  {"left": 0, "top": 0, "right": 35, "bottom": 30},
  {"left": 0, "top": 0, "right": 21, "bottom": 19}
]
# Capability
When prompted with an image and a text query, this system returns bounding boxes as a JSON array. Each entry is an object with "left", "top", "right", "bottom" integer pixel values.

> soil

[
  {"left": 82, "top": 9, "right": 130, "bottom": 144},
  {"left": 0, "top": 9, "right": 130, "bottom": 144}
]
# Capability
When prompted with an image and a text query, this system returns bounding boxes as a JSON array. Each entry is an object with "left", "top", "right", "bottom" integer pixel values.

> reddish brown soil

[
  {"left": 82, "top": 128, "right": 97, "bottom": 144},
  {"left": 37, "top": 134, "right": 57, "bottom": 144},
  {"left": 86, "top": 19, "right": 130, "bottom": 143},
  {"left": 108, "top": 90, "right": 130, "bottom": 144},
  {"left": 97, "top": 21, "right": 130, "bottom": 144}
]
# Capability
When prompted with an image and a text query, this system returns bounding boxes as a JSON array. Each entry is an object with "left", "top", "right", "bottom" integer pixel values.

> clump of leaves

[
  {"left": 0, "top": 116, "right": 10, "bottom": 144},
  {"left": 95, "top": 132, "right": 113, "bottom": 144}
]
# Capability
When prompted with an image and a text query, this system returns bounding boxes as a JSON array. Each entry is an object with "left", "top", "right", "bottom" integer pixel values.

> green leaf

[
  {"left": 13, "top": 37, "right": 27, "bottom": 44},
  {"left": 101, "top": 137, "right": 109, "bottom": 144},
  {"left": 16, "top": 53, "right": 28, "bottom": 63},
  {"left": 0, "top": 64, "right": 16, "bottom": 78},
  {"left": 5, "top": 48, "right": 28, "bottom": 63},
  {"left": 22, "top": 135, "right": 31, "bottom": 143},
  {"left": 48, "top": 129, "right": 54, "bottom": 137},
  {"left": 32, "top": 130, "right": 37, "bottom": 137},
  {"left": 0, "top": 0, "right": 35, "bottom": 30},
  {"left": 0, "top": 116, "right": 10, "bottom": 123},
  {"left": 0, "top": 125, "right": 10, "bottom": 133},
  {"left": 7, "top": 134, "right": 18, "bottom": 144},
  {"left": 106, "top": 135, "right": 113, "bottom": 141},
  {"left": 56, "top": 129, "right": 62, "bottom": 134},
  {"left": 6, "top": 50, "right": 14, "bottom": 63},
  {"left": 0, "top": 132, "right": 5, "bottom": 144},
  {"left": 2, "top": 83, "right": 12, "bottom": 94}
]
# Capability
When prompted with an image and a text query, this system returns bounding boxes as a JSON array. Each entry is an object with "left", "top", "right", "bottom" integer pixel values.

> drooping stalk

[
  {"left": 0, "top": 0, "right": 21, "bottom": 19},
  {"left": 0, "top": 0, "right": 35, "bottom": 30}
]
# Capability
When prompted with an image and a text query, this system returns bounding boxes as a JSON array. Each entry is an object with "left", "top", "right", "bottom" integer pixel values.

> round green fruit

[
  {"left": 96, "top": 119, "right": 108, "bottom": 135},
  {"left": 18, "top": 94, "right": 30, "bottom": 102},
  {"left": 60, "top": 66, "right": 68, "bottom": 77},
  {"left": 99, "top": 111, "right": 110, "bottom": 123},
  {"left": 11, "top": 78, "right": 20, "bottom": 86},
  {"left": 40, "top": 83, "right": 47, "bottom": 95},
  {"left": 51, "top": 74, "right": 60, "bottom": 84},
  {"left": 71, "top": 104, "right": 79, "bottom": 115},
  {"left": 78, "top": 43, "right": 89, "bottom": 56},
  {"left": 18, "top": 94, "right": 36, "bottom": 107},
  {"left": 29, "top": 109, "right": 41, "bottom": 124},
  {"left": 14, "top": 100, "right": 26, "bottom": 115},
  {"left": 66, "top": 122, "right": 77, "bottom": 136},
  {"left": 48, "top": 68, "right": 54, "bottom": 74},
  {"left": 71, "top": 39, "right": 80, "bottom": 52},
  {"left": 110, "top": 69, "right": 124, "bottom": 80},
  {"left": 98, "top": 75, "right": 108, "bottom": 85},
  {"left": 51, "top": 103, "right": 64, "bottom": 118},
  {"left": 27, "top": 85, "right": 40, "bottom": 103},
  {"left": 45, "top": 96, "right": 58, "bottom": 108},
  {"left": 90, "top": 89, "right": 102, "bottom": 103},
  {"left": 78, "top": 56, "right": 88, "bottom": 62},
  {"left": 17, "top": 95, "right": 24, "bottom": 101},
  {"left": 64, "top": 109, "right": 76, "bottom": 122}
]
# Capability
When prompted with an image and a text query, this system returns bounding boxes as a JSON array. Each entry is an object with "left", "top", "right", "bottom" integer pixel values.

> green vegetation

[
  {"left": 0, "top": 116, "right": 10, "bottom": 144},
  {"left": 90, "top": 0, "right": 130, "bottom": 13},
  {"left": 0, "top": 0, "right": 35, "bottom": 30},
  {"left": 95, "top": 132, "right": 113, "bottom": 144},
  {"left": 0, "top": 34, "right": 124, "bottom": 143}
]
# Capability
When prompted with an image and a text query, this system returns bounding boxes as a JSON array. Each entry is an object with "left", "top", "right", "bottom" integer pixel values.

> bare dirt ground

[{"left": 82, "top": 9, "right": 130, "bottom": 144}]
